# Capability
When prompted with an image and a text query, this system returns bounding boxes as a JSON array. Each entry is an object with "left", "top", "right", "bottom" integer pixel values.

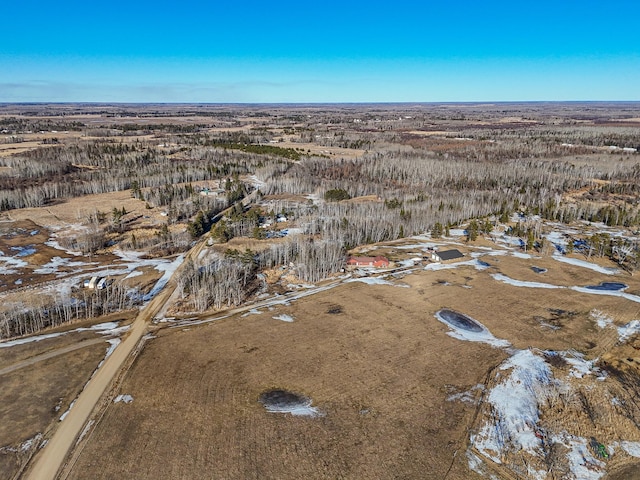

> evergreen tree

[{"left": 467, "top": 220, "right": 479, "bottom": 242}]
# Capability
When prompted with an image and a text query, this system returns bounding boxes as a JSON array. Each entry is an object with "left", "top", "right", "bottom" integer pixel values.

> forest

[{"left": 0, "top": 102, "right": 639, "bottom": 337}]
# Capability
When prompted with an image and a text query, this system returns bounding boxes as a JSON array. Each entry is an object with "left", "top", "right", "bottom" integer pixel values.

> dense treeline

[
  {"left": 177, "top": 257, "right": 256, "bottom": 311},
  {"left": 0, "top": 284, "right": 140, "bottom": 339},
  {"left": 0, "top": 116, "right": 84, "bottom": 133},
  {"left": 255, "top": 152, "right": 598, "bottom": 245},
  {"left": 0, "top": 139, "right": 282, "bottom": 214},
  {"left": 2, "top": 103, "right": 639, "bottom": 331},
  {"left": 176, "top": 236, "right": 345, "bottom": 311}
]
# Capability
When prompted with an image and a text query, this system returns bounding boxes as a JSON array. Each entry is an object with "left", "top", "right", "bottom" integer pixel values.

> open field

[
  {"left": 1, "top": 103, "right": 639, "bottom": 479},
  {"left": 65, "top": 232, "right": 640, "bottom": 480},
  {"left": 0, "top": 314, "right": 134, "bottom": 480},
  {"left": 67, "top": 275, "right": 504, "bottom": 480}
]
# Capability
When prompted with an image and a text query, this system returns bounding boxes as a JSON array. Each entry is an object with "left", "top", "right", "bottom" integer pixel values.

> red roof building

[{"left": 346, "top": 256, "right": 390, "bottom": 268}]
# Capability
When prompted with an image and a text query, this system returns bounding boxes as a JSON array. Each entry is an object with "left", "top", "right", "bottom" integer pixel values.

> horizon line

[{"left": 2, "top": 100, "right": 640, "bottom": 106}]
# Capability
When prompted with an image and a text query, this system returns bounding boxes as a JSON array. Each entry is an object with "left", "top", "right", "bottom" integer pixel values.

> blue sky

[{"left": 2, "top": 0, "right": 639, "bottom": 102}]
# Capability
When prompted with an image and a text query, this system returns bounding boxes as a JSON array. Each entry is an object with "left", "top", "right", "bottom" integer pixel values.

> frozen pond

[
  {"left": 434, "top": 309, "right": 511, "bottom": 348},
  {"left": 585, "top": 282, "right": 627, "bottom": 292},
  {"left": 436, "top": 309, "right": 484, "bottom": 333},
  {"left": 259, "top": 389, "right": 321, "bottom": 417}
]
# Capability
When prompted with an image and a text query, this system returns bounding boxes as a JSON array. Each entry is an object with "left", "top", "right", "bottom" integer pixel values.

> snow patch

[
  {"left": 267, "top": 404, "right": 320, "bottom": 416},
  {"left": 447, "top": 384, "right": 484, "bottom": 404},
  {"left": 511, "top": 251, "right": 533, "bottom": 259},
  {"left": 398, "top": 257, "right": 422, "bottom": 267},
  {"left": 77, "top": 420, "right": 95, "bottom": 445},
  {"left": 142, "top": 254, "right": 184, "bottom": 301},
  {"left": 552, "top": 433, "right": 606, "bottom": 480},
  {"left": 347, "top": 277, "right": 409, "bottom": 287},
  {"left": 0, "top": 331, "right": 67, "bottom": 348},
  {"left": 424, "top": 259, "right": 489, "bottom": 271},
  {"left": 104, "top": 338, "right": 120, "bottom": 359},
  {"left": 471, "top": 249, "right": 507, "bottom": 258},
  {"left": 20, "top": 433, "right": 43, "bottom": 453},
  {"left": 0, "top": 321, "right": 126, "bottom": 348},
  {"left": 497, "top": 235, "right": 525, "bottom": 248},
  {"left": 11, "top": 245, "right": 37, "bottom": 257},
  {"left": 124, "top": 270, "right": 143, "bottom": 279},
  {"left": 0, "top": 254, "right": 28, "bottom": 272},
  {"left": 473, "top": 350, "right": 553, "bottom": 464},
  {"left": 59, "top": 400, "right": 76, "bottom": 421},
  {"left": 273, "top": 314, "right": 294, "bottom": 322},
  {"left": 590, "top": 310, "right": 614, "bottom": 329},
  {"left": 491, "top": 273, "right": 563, "bottom": 289},
  {"left": 618, "top": 320, "right": 640, "bottom": 343},
  {"left": 561, "top": 351, "right": 597, "bottom": 379},
  {"left": 45, "top": 238, "right": 82, "bottom": 256},
  {"left": 114, "top": 394, "right": 134, "bottom": 404},
  {"left": 553, "top": 255, "right": 618, "bottom": 275},
  {"left": 33, "top": 256, "right": 91, "bottom": 275},
  {"left": 620, "top": 441, "right": 640, "bottom": 458}
]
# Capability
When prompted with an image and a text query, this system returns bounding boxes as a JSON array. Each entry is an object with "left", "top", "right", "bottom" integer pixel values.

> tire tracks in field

[{"left": 0, "top": 338, "right": 106, "bottom": 376}]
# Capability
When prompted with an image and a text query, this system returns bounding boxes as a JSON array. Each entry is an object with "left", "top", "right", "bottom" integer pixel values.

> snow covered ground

[
  {"left": 113, "top": 394, "right": 134, "bottom": 404},
  {"left": 0, "top": 252, "right": 28, "bottom": 274},
  {"left": 434, "top": 295, "right": 639, "bottom": 480},
  {"left": 346, "top": 277, "right": 410, "bottom": 287},
  {"left": 468, "top": 347, "right": 634, "bottom": 480},
  {"left": 142, "top": 254, "right": 184, "bottom": 301},
  {"left": 424, "top": 258, "right": 490, "bottom": 272},
  {"left": 491, "top": 273, "right": 563, "bottom": 289},
  {"left": 553, "top": 255, "right": 619, "bottom": 275},
  {"left": 0, "top": 321, "right": 127, "bottom": 348},
  {"left": 472, "top": 350, "right": 552, "bottom": 469}
]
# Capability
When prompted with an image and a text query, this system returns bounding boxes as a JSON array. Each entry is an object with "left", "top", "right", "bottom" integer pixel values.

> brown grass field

[
  {"left": 64, "top": 247, "right": 640, "bottom": 480},
  {"left": 0, "top": 336, "right": 111, "bottom": 479}
]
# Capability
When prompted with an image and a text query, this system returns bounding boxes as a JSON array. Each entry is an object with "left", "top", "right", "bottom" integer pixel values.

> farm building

[
  {"left": 199, "top": 187, "right": 225, "bottom": 197},
  {"left": 83, "top": 276, "right": 109, "bottom": 290},
  {"left": 346, "top": 256, "right": 390, "bottom": 268},
  {"left": 430, "top": 249, "right": 464, "bottom": 262}
]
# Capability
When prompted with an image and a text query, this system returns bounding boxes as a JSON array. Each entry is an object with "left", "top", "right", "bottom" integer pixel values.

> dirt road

[
  {"left": 23, "top": 196, "right": 239, "bottom": 480},
  {"left": 23, "top": 255, "right": 192, "bottom": 480}
]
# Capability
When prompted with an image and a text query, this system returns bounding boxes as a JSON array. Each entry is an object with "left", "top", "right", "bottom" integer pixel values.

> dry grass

[
  {"left": 273, "top": 138, "right": 365, "bottom": 159},
  {"left": 63, "top": 237, "right": 640, "bottom": 480},
  {"left": 68, "top": 278, "right": 508, "bottom": 480},
  {"left": 0, "top": 339, "right": 108, "bottom": 479},
  {"left": 4, "top": 190, "right": 164, "bottom": 229}
]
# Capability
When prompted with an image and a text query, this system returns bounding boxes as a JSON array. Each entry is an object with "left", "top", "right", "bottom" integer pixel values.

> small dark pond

[
  {"left": 531, "top": 266, "right": 547, "bottom": 274},
  {"left": 436, "top": 309, "right": 484, "bottom": 333},
  {"left": 585, "top": 282, "right": 627, "bottom": 291},
  {"left": 259, "top": 389, "right": 311, "bottom": 411}
]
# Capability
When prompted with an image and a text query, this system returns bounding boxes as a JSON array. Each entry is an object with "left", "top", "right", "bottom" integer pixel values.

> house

[
  {"left": 346, "top": 256, "right": 390, "bottom": 268},
  {"left": 431, "top": 249, "right": 464, "bottom": 262}
]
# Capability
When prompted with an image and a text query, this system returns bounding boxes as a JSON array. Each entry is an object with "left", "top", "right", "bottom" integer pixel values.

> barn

[
  {"left": 346, "top": 256, "right": 390, "bottom": 268},
  {"left": 431, "top": 249, "right": 464, "bottom": 262}
]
